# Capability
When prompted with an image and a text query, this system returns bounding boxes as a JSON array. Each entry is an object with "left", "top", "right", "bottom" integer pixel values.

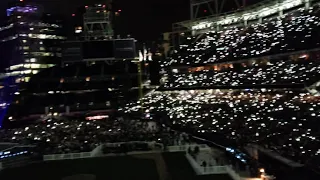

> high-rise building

[
  {"left": 83, "top": 3, "right": 113, "bottom": 40},
  {"left": 0, "top": 1, "right": 66, "bottom": 82}
]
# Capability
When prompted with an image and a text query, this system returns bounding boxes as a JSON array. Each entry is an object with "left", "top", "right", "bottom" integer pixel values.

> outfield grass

[
  {"left": 162, "top": 152, "right": 196, "bottom": 180},
  {"left": 0, "top": 156, "right": 159, "bottom": 180}
]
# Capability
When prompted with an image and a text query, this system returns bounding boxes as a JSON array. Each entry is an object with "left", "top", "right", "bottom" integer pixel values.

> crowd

[
  {"left": 164, "top": 52, "right": 320, "bottom": 89},
  {"left": 121, "top": 89, "right": 320, "bottom": 170},
  {"left": 0, "top": 117, "right": 173, "bottom": 155},
  {"left": 165, "top": 5, "right": 320, "bottom": 66}
]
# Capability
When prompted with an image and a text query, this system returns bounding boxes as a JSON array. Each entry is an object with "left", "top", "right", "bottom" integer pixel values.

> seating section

[
  {"left": 157, "top": 3, "right": 320, "bottom": 174},
  {"left": 166, "top": 6, "right": 320, "bottom": 66},
  {"left": 0, "top": 117, "right": 173, "bottom": 155},
  {"left": 164, "top": 51, "right": 320, "bottom": 89},
  {"left": 122, "top": 89, "right": 320, "bottom": 171}
]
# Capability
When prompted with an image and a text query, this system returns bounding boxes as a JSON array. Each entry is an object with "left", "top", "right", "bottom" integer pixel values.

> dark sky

[{"left": 0, "top": 0, "right": 189, "bottom": 41}]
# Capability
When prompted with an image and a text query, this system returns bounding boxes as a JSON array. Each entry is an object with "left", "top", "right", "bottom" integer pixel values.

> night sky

[
  {"left": 0, "top": 0, "right": 260, "bottom": 41},
  {"left": 0, "top": 0, "right": 189, "bottom": 41}
]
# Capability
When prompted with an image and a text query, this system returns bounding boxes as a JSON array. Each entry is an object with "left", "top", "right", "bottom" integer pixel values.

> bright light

[{"left": 86, "top": 115, "right": 109, "bottom": 121}]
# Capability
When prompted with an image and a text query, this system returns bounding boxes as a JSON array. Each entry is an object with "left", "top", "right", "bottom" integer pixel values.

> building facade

[{"left": 0, "top": 1, "right": 65, "bottom": 82}]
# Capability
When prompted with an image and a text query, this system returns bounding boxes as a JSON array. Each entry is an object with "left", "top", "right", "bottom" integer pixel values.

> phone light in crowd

[
  {"left": 75, "top": 26, "right": 82, "bottom": 34},
  {"left": 85, "top": 5, "right": 88, "bottom": 8},
  {"left": 72, "top": 14, "right": 75, "bottom": 17}
]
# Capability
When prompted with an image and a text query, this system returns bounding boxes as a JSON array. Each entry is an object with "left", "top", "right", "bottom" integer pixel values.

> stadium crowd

[
  {"left": 1, "top": 2, "right": 320, "bottom": 179},
  {"left": 121, "top": 89, "right": 320, "bottom": 170},
  {"left": 0, "top": 117, "right": 173, "bottom": 155},
  {"left": 164, "top": 52, "right": 320, "bottom": 89},
  {"left": 166, "top": 6, "right": 320, "bottom": 66}
]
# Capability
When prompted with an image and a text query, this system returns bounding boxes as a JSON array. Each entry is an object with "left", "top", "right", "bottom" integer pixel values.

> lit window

[
  {"left": 22, "top": 70, "right": 32, "bottom": 74},
  {"left": 30, "top": 64, "right": 40, "bottom": 69},
  {"left": 32, "top": 70, "right": 38, "bottom": 74},
  {"left": 15, "top": 78, "right": 21, "bottom": 83},
  {"left": 24, "top": 77, "right": 30, "bottom": 82}
]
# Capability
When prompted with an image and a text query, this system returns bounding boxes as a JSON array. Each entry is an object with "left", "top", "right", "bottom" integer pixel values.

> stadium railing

[
  {"left": 186, "top": 152, "right": 260, "bottom": 180},
  {"left": 43, "top": 152, "right": 92, "bottom": 161},
  {"left": 167, "top": 144, "right": 211, "bottom": 152},
  {"left": 43, "top": 141, "right": 164, "bottom": 161},
  {"left": 247, "top": 144, "right": 304, "bottom": 168}
]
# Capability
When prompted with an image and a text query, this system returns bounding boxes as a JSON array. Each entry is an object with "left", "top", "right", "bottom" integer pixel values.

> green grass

[{"left": 0, "top": 156, "right": 159, "bottom": 180}]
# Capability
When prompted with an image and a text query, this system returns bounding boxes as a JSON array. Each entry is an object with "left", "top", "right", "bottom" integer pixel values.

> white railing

[
  {"left": 90, "top": 144, "right": 103, "bottom": 157},
  {"left": 43, "top": 152, "right": 92, "bottom": 161},
  {"left": 185, "top": 151, "right": 261, "bottom": 180},
  {"left": 167, "top": 144, "right": 211, "bottom": 152},
  {"left": 186, "top": 152, "right": 228, "bottom": 175},
  {"left": 43, "top": 141, "right": 163, "bottom": 161}
]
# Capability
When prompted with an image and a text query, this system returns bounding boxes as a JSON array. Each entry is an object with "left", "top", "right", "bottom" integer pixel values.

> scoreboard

[{"left": 62, "top": 39, "right": 136, "bottom": 62}]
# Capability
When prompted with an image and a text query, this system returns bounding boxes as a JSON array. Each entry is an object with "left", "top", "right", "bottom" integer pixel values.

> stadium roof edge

[
  {"left": 175, "top": 0, "right": 270, "bottom": 27},
  {"left": 174, "top": 0, "right": 306, "bottom": 30}
]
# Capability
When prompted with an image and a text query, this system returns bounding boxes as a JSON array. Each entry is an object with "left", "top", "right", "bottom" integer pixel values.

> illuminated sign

[
  {"left": 86, "top": 115, "right": 109, "bottom": 120},
  {"left": 7, "top": 6, "right": 38, "bottom": 16}
]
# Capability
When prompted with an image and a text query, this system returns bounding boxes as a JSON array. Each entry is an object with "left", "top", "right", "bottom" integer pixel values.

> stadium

[{"left": 1, "top": 0, "right": 320, "bottom": 180}]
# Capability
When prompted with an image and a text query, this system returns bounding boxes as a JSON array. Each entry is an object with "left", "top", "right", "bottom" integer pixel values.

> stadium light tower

[
  {"left": 190, "top": 0, "right": 246, "bottom": 19},
  {"left": 83, "top": 0, "right": 113, "bottom": 40}
]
